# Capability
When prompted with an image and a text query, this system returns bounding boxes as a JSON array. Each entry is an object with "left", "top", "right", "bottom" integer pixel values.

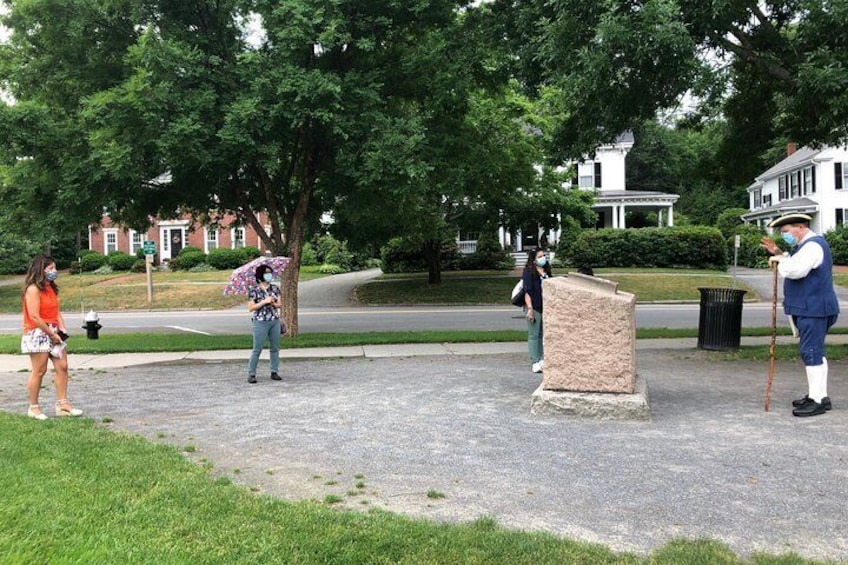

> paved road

[
  {"left": 3, "top": 268, "right": 848, "bottom": 335},
  {"left": 2, "top": 346, "right": 845, "bottom": 561}
]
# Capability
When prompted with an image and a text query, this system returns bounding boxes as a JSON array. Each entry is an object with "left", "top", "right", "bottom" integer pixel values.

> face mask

[
  {"left": 536, "top": 257, "right": 547, "bottom": 267},
  {"left": 781, "top": 233, "right": 797, "bottom": 246},
  {"left": 46, "top": 271, "right": 58, "bottom": 282},
  {"left": 262, "top": 273, "right": 273, "bottom": 282}
]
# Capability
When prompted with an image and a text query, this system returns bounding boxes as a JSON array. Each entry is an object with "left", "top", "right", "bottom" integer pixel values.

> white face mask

[{"left": 536, "top": 257, "right": 547, "bottom": 267}]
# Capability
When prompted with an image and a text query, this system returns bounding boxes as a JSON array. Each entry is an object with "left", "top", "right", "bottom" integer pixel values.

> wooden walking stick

[{"left": 765, "top": 263, "right": 779, "bottom": 411}]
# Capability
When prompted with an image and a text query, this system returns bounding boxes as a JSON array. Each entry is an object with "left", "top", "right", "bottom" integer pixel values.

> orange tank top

[{"left": 23, "top": 285, "right": 60, "bottom": 331}]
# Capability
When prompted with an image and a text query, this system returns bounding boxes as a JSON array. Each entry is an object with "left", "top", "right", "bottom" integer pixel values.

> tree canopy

[{"left": 495, "top": 0, "right": 848, "bottom": 158}]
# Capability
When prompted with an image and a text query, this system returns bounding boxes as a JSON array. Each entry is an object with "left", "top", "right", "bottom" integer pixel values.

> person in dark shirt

[{"left": 522, "top": 247, "right": 552, "bottom": 373}]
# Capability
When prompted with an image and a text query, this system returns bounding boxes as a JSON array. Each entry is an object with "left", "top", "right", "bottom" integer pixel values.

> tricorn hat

[{"left": 768, "top": 213, "right": 812, "bottom": 228}]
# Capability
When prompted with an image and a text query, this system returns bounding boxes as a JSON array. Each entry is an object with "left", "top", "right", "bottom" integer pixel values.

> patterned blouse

[{"left": 248, "top": 283, "right": 281, "bottom": 322}]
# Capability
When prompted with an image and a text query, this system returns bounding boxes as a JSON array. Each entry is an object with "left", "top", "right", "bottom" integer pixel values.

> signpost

[
  {"left": 732, "top": 234, "right": 741, "bottom": 289},
  {"left": 143, "top": 241, "right": 156, "bottom": 305}
]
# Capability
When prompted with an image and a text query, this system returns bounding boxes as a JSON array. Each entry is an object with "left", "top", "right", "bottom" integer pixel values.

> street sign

[
  {"left": 143, "top": 240, "right": 156, "bottom": 255},
  {"left": 145, "top": 254, "right": 155, "bottom": 263}
]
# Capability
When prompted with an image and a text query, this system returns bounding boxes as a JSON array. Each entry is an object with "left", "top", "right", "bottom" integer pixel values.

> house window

[
  {"left": 104, "top": 230, "right": 118, "bottom": 255},
  {"left": 837, "top": 209, "right": 847, "bottom": 226},
  {"left": 205, "top": 228, "right": 218, "bottom": 252},
  {"left": 578, "top": 162, "right": 594, "bottom": 188},
  {"left": 753, "top": 189, "right": 762, "bottom": 208},
  {"left": 129, "top": 231, "right": 144, "bottom": 255},
  {"left": 790, "top": 171, "right": 800, "bottom": 198},
  {"left": 231, "top": 227, "right": 246, "bottom": 249},
  {"left": 803, "top": 166, "right": 815, "bottom": 195},
  {"left": 836, "top": 163, "right": 848, "bottom": 190},
  {"left": 763, "top": 194, "right": 772, "bottom": 207},
  {"left": 778, "top": 176, "right": 787, "bottom": 200}
]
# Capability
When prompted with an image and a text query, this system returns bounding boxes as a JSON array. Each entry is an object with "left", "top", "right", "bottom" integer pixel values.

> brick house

[{"left": 89, "top": 212, "right": 273, "bottom": 264}]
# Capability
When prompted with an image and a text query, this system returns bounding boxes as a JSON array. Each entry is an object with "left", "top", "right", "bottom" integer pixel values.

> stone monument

[{"left": 530, "top": 273, "right": 650, "bottom": 420}]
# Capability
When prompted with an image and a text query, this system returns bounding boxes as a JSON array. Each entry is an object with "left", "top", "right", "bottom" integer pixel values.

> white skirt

[{"left": 21, "top": 324, "right": 55, "bottom": 354}]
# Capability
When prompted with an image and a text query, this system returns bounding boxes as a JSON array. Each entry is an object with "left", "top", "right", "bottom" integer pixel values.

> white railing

[{"left": 458, "top": 241, "right": 477, "bottom": 254}]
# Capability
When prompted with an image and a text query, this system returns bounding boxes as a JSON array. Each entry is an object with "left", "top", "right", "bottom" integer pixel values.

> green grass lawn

[
  {"left": 0, "top": 269, "right": 326, "bottom": 313},
  {"left": 356, "top": 269, "right": 760, "bottom": 304},
  {"left": 0, "top": 412, "right": 821, "bottom": 564}
]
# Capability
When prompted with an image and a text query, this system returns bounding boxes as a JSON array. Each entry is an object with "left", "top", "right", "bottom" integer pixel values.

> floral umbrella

[{"left": 223, "top": 255, "right": 291, "bottom": 296}]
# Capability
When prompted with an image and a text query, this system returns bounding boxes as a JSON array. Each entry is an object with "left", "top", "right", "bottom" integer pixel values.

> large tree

[
  {"left": 1, "top": 0, "right": 485, "bottom": 335},
  {"left": 493, "top": 0, "right": 848, "bottom": 158}
]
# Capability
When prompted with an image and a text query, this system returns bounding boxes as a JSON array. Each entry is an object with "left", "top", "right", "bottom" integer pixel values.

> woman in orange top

[{"left": 21, "top": 254, "right": 83, "bottom": 420}]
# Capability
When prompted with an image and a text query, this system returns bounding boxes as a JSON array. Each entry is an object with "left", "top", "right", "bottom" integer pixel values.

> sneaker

[
  {"left": 270, "top": 372, "right": 282, "bottom": 381},
  {"left": 247, "top": 375, "right": 257, "bottom": 384},
  {"left": 531, "top": 362, "right": 543, "bottom": 373}
]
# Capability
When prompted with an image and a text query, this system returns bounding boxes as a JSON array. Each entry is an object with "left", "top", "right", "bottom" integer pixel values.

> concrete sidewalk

[
  {"left": 2, "top": 339, "right": 847, "bottom": 560},
  {"left": 2, "top": 334, "right": 848, "bottom": 372}
]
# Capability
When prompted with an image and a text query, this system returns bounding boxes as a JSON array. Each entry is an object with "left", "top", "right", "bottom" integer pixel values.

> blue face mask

[
  {"left": 536, "top": 257, "right": 547, "bottom": 267},
  {"left": 46, "top": 271, "right": 58, "bottom": 282},
  {"left": 262, "top": 273, "right": 273, "bottom": 282},
  {"left": 781, "top": 233, "right": 797, "bottom": 246}
]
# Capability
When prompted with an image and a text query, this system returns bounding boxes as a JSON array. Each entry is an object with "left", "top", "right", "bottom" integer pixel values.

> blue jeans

[
  {"left": 248, "top": 319, "right": 280, "bottom": 376},
  {"left": 527, "top": 309, "right": 543, "bottom": 363}
]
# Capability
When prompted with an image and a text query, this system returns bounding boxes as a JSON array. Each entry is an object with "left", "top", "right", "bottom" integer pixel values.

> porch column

[
  {"left": 611, "top": 206, "right": 619, "bottom": 229},
  {"left": 619, "top": 205, "right": 627, "bottom": 229},
  {"left": 657, "top": 209, "right": 663, "bottom": 227},
  {"left": 667, "top": 205, "right": 674, "bottom": 227}
]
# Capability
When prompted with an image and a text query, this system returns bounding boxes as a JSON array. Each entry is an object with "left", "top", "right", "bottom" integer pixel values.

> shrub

[
  {"left": 300, "top": 242, "right": 319, "bottom": 266},
  {"left": 715, "top": 208, "right": 749, "bottom": 240},
  {"left": 92, "top": 264, "right": 113, "bottom": 275},
  {"left": 106, "top": 251, "right": 136, "bottom": 271},
  {"left": 826, "top": 225, "right": 848, "bottom": 266},
  {"left": 239, "top": 246, "right": 261, "bottom": 262},
  {"left": 315, "top": 235, "right": 353, "bottom": 271},
  {"left": 381, "top": 237, "right": 427, "bottom": 273},
  {"left": 317, "top": 263, "right": 346, "bottom": 274},
  {"left": 131, "top": 259, "right": 147, "bottom": 273},
  {"left": 459, "top": 231, "right": 512, "bottom": 271},
  {"left": 80, "top": 252, "right": 107, "bottom": 272},
  {"left": 728, "top": 224, "right": 772, "bottom": 268},
  {"left": 179, "top": 246, "right": 202, "bottom": 256},
  {"left": 207, "top": 248, "right": 244, "bottom": 270},
  {"left": 188, "top": 263, "right": 215, "bottom": 272},
  {"left": 568, "top": 227, "right": 728, "bottom": 270},
  {"left": 169, "top": 250, "right": 207, "bottom": 270}
]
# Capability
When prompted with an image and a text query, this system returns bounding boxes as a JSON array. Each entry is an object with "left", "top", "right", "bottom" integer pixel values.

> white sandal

[
  {"left": 27, "top": 404, "right": 48, "bottom": 421},
  {"left": 55, "top": 399, "right": 84, "bottom": 417}
]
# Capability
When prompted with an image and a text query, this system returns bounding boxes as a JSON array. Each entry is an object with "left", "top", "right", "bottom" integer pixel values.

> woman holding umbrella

[{"left": 247, "top": 264, "right": 283, "bottom": 383}]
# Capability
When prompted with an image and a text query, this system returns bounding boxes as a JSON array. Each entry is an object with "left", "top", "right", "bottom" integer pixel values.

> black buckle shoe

[
  {"left": 270, "top": 372, "right": 282, "bottom": 381},
  {"left": 248, "top": 375, "right": 257, "bottom": 384},
  {"left": 792, "top": 395, "right": 832, "bottom": 410},
  {"left": 793, "top": 400, "right": 827, "bottom": 417}
]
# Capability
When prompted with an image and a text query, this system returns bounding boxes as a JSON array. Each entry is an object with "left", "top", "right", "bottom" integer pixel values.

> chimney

[{"left": 787, "top": 142, "right": 797, "bottom": 156}]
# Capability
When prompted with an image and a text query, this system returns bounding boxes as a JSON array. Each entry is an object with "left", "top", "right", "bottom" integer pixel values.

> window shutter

[
  {"left": 836, "top": 163, "right": 843, "bottom": 189},
  {"left": 594, "top": 162, "right": 602, "bottom": 188},
  {"left": 837, "top": 209, "right": 844, "bottom": 226},
  {"left": 812, "top": 166, "right": 816, "bottom": 193}
]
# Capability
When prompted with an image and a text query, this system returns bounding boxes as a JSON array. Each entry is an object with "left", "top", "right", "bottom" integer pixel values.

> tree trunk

[{"left": 424, "top": 238, "right": 442, "bottom": 285}]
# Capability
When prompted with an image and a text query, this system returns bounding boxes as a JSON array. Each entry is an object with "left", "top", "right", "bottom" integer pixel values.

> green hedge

[
  {"left": 568, "top": 227, "right": 728, "bottom": 269},
  {"left": 205, "top": 248, "right": 260, "bottom": 270},
  {"left": 106, "top": 251, "right": 136, "bottom": 271},
  {"left": 80, "top": 252, "right": 107, "bottom": 272},
  {"left": 380, "top": 237, "right": 461, "bottom": 273},
  {"left": 825, "top": 225, "right": 848, "bottom": 266},
  {"left": 169, "top": 250, "right": 207, "bottom": 270}
]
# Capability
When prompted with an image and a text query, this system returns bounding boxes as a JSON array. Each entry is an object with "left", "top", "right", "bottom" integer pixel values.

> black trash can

[{"left": 697, "top": 288, "right": 747, "bottom": 351}]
